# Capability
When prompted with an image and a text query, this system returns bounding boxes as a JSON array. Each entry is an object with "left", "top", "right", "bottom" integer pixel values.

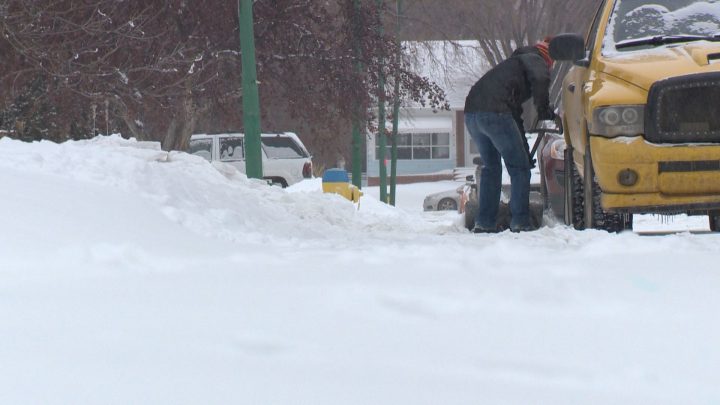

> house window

[{"left": 375, "top": 132, "right": 450, "bottom": 160}]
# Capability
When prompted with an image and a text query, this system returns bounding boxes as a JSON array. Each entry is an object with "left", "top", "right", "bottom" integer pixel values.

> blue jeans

[{"left": 465, "top": 111, "right": 531, "bottom": 230}]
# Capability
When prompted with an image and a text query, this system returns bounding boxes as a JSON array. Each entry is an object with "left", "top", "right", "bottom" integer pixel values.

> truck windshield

[{"left": 607, "top": 0, "right": 720, "bottom": 52}]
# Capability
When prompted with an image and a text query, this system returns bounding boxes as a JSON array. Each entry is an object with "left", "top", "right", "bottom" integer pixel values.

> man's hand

[{"left": 538, "top": 104, "right": 555, "bottom": 121}]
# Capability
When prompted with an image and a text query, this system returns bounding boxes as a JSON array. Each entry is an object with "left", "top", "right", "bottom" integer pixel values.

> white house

[{"left": 366, "top": 41, "right": 491, "bottom": 185}]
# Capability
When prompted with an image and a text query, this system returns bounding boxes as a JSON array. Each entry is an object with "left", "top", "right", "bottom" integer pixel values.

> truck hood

[{"left": 599, "top": 41, "right": 720, "bottom": 90}]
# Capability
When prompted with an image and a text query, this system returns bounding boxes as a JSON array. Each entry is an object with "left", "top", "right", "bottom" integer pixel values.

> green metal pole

[
  {"left": 376, "top": 0, "right": 388, "bottom": 204},
  {"left": 389, "top": 0, "right": 403, "bottom": 206},
  {"left": 238, "top": 0, "right": 263, "bottom": 179},
  {"left": 351, "top": 0, "right": 363, "bottom": 189},
  {"left": 351, "top": 110, "right": 363, "bottom": 189}
]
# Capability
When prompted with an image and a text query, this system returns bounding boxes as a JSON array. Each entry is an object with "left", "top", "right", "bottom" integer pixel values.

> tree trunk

[{"left": 162, "top": 85, "right": 198, "bottom": 151}]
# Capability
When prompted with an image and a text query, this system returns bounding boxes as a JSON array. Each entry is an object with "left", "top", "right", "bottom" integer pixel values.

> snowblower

[{"left": 463, "top": 119, "right": 562, "bottom": 231}]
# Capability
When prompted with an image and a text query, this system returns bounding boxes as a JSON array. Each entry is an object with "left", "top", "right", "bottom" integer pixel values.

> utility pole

[
  {"left": 238, "top": 0, "right": 263, "bottom": 179},
  {"left": 389, "top": 0, "right": 403, "bottom": 206},
  {"left": 351, "top": 0, "right": 363, "bottom": 189},
  {"left": 376, "top": 0, "right": 388, "bottom": 204}
]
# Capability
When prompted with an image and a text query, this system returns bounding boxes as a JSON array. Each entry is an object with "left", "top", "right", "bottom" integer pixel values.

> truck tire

[
  {"left": 564, "top": 146, "right": 585, "bottom": 230},
  {"left": 540, "top": 172, "right": 549, "bottom": 211},
  {"left": 710, "top": 211, "right": 720, "bottom": 232},
  {"left": 583, "top": 144, "right": 632, "bottom": 233}
]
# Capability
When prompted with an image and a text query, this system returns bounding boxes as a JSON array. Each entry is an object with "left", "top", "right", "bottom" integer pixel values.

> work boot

[
  {"left": 510, "top": 224, "right": 535, "bottom": 233},
  {"left": 472, "top": 225, "right": 498, "bottom": 234}
]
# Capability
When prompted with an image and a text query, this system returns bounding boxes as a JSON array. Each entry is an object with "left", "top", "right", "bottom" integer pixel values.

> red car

[{"left": 536, "top": 126, "right": 566, "bottom": 220}]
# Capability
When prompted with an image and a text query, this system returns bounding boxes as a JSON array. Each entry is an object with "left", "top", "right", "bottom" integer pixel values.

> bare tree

[
  {"left": 0, "top": 1, "right": 213, "bottom": 146},
  {"left": 1, "top": 0, "right": 449, "bottom": 168},
  {"left": 401, "top": 0, "right": 599, "bottom": 65}
]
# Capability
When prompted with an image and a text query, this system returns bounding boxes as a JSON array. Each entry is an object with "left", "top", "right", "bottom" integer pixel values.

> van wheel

[
  {"left": 563, "top": 146, "right": 585, "bottom": 230},
  {"left": 583, "top": 144, "right": 632, "bottom": 233},
  {"left": 268, "top": 178, "right": 288, "bottom": 188}
]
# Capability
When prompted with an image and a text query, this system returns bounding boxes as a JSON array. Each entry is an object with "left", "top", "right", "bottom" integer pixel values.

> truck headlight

[{"left": 592, "top": 105, "right": 644, "bottom": 137}]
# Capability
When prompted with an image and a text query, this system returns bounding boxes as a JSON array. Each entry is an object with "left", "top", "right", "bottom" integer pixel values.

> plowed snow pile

[{"left": 1, "top": 136, "right": 719, "bottom": 405}]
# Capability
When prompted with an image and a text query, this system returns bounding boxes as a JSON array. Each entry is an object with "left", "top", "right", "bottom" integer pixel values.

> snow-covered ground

[{"left": 2, "top": 136, "right": 719, "bottom": 404}]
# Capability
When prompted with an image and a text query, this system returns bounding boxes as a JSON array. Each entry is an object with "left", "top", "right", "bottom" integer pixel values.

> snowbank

[{"left": 1, "top": 136, "right": 720, "bottom": 404}]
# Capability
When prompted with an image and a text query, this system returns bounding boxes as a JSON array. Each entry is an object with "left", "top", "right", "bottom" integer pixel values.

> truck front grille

[{"left": 645, "top": 72, "right": 720, "bottom": 144}]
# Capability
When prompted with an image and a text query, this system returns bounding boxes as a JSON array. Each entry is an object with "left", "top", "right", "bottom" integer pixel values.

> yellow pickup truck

[{"left": 550, "top": 0, "right": 720, "bottom": 232}]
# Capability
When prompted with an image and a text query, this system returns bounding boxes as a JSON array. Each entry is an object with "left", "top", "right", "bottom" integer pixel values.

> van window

[
  {"left": 189, "top": 139, "right": 213, "bottom": 162},
  {"left": 220, "top": 137, "right": 244, "bottom": 161},
  {"left": 261, "top": 136, "right": 308, "bottom": 158}
]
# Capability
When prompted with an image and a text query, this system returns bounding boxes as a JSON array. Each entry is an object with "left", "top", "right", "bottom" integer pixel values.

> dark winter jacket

[{"left": 464, "top": 46, "right": 553, "bottom": 132}]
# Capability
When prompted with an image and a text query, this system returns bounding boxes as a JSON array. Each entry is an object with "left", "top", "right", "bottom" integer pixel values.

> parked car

[
  {"left": 536, "top": 125, "right": 567, "bottom": 220},
  {"left": 423, "top": 187, "right": 464, "bottom": 212},
  {"left": 189, "top": 132, "right": 313, "bottom": 187},
  {"left": 550, "top": 0, "right": 720, "bottom": 232}
]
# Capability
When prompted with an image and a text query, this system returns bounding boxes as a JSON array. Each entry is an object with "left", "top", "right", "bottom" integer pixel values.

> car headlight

[{"left": 591, "top": 105, "right": 644, "bottom": 137}]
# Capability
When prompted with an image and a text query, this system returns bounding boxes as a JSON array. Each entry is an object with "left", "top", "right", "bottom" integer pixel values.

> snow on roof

[
  {"left": 396, "top": 114, "right": 452, "bottom": 132},
  {"left": 403, "top": 40, "right": 491, "bottom": 109}
]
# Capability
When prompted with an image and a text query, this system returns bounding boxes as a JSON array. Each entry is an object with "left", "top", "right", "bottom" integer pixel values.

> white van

[{"left": 189, "top": 132, "right": 313, "bottom": 187}]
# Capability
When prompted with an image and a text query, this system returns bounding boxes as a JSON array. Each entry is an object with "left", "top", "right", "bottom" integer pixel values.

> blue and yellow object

[{"left": 322, "top": 169, "right": 362, "bottom": 203}]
